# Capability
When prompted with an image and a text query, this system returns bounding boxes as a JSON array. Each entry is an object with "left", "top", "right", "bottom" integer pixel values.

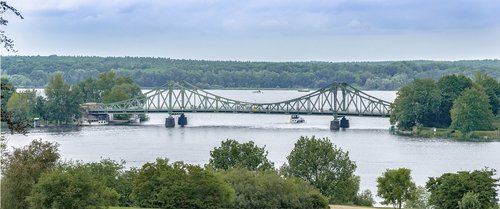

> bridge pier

[
  {"left": 165, "top": 116, "right": 175, "bottom": 128},
  {"left": 178, "top": 113, "right": 188, "bottom": 127},
  {"left": 330, "top": 119, "right": 340, "bottom": 130}
]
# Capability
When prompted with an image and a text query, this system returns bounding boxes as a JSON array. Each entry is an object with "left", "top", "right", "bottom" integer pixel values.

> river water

[{"left": 6, "top": 90, "right": 500, "bottom": 201}]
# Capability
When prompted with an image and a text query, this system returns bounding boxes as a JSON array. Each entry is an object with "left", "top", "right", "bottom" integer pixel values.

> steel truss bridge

[{"left": 87, "top": 81, "right": 392, "bottom": 118}]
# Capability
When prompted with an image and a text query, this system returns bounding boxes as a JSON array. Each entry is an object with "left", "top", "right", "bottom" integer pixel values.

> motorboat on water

[
  {"left": 252, "top": 89, "right": 263, "bottom": 93},
  {"left": 81, "top": 113, "right": 109, "bottom": 126},
  {"left": 290, "top": 114, "right": 305, "bottom": 123},
  {"left": 129, "top": 114, "right": 141, "bottom": 125},
  {"left": 81, "top": 118, "right": 108, "bottom": 126},
  {"left": 297, "top": 89, "right": 310, "bottom": 92}
]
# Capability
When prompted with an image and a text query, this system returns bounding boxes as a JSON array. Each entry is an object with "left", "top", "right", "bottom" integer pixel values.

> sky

[{"left": 2, "top": 0, "right": 500, "bottom": 61}]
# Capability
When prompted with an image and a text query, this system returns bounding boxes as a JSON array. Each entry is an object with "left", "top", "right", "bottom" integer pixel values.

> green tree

[
  {"left": 221, "top": 168, "right": 328, "bottom": 209},
  {"left": 474, "top": 73, "right": 500, "bottom": 115},
  {"left": 390, "top": 78, "right": 441, "bottom": 129},
  {"left": 1, "top": 77, "right": 30, "bottom": 134},
  {"left": 450, "top": 87, "right": 495, "bottom": 134},
  {"left": 5, "top": 90, "right": 36, "bottom": 134},
  {"left": 45, "top": 73, "right": 82, "bottom": 125},
  {"left": 436, "top": 74, "right": 473, "bottom": 127},
  {"left": 353, "top": 190, "right": 375, "bottom": 207},
  {"left": 426, "top": 169, "right": 499, "bottom": 209},
  {"left": 1, "top": 140, "right": 60, "bottom": 209},
  {"left": 404, "top": 186, "right": 430, "bottom": 209},
  {"left": 376, "top": 168, "right": 417, "bottom": 209},
  {"left": 282, "top": 136, "right": 359, "bottom": 204},
  {"left": 27, "top": 163, "right": 120, "bottom": 209},
  {"left": 458, "top": 192, "right": 481, "bottom": 209},
  {"left": 209, "top": 139, "right": 274, "bottom": 171},
  {"left": 131, "top": 158, "right": 235, "bottom": 209}
]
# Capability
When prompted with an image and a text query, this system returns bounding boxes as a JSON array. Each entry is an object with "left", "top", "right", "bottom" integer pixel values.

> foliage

[
  {"left": 1, "top": 77, "right": 30, "bottom": 134},
  {"left": 1, "top": 1, "right": 24, "bottom": 51},
  {"left": 281, "top": 136, "right": 359, "bottom": 204},
  {"left": 45, "top": 72, "right": 83, "bottom": 125},
  {"left": 221, "top": 168, "right": 328, "bottom": 209},
  {"left": 81, "top": 159, "right": 138, "bottom": 207},
  {"left": 1, "top": 139, "right": 60, "bottom": 209},
  {"left": 426, "top": 168, "right": 499, "bottom": 209},
  {"left": 450, "top": 87, "right": 495, "bottom": 134},
  {"left": 353, "top": 189, "right": 375, "bottom": 207},
  {"left": 458, "top": 192, "right": 481, "bottom": 209},
  {"left": 131, "top": 158, "right": 234, "bottom": 209},
  {"left": 377, "top": 168, "right": 417, "bottom": 209},
  {"left": 27, "top": 163, "right": 120, "bottom": 209},
  {"left": 390, "top": 78, "right": 441, "bottom": 129},
  {"left": 404, "top": 186, "right": 431, "bottom": 209},
  {"left": 436, "top": 74, "right": 473, "bottom": 127},
  {"left": 209, "top": 139, "right": 274, "bottom": 171},
  {"left": 475, "top": 73, "right": 500, "bottom": 116},
  {"left": 2, "top": 56, "right": 500, "bottom": 90}
]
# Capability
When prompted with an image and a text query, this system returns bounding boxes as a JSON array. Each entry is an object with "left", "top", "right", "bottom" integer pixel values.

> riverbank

[{"left": 395, "top": 117, "right": 500, "bottom": 141}]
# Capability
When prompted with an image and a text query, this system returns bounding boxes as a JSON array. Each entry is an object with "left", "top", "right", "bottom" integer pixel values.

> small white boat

[
  {"left": 129, "top": 114, "right": 141, "bottom": 125},
  {"left": 298, "top": 89, "right": 310, "bottom": 92},
  {"left": 252, "top": 89, "right": 263, "bottom": 93},
  {"left": 82, "top": 118, "right": 108, "bottom": 126},
  {"left": 290, "top": 114, "right": 305, "bottom": 123},
  {"left": 81, "top": 114, "right": 109, "bottom": 126}
]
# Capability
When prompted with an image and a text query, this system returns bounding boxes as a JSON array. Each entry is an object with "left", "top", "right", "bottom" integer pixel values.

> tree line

[
  {"left": 1, "top": 71, "right": 144, "bottom": 130},
  {"left": 2, "top": 137, "right": 498, "bottom": 209},
  {"left": 2, "top": 55, "right": 500, "bottom": 89},
  {"left": 390, "top": 73, "right": 499, "bottom": 138}
]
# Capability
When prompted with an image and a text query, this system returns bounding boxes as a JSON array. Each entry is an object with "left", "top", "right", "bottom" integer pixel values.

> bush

[
  {"left": 1, "top": 140, "right": 60, "bottom": 209},
  {"left": 221, "top": 168, "right": 328, "bottom": 209},
  {"left": 131, "top": 158, "right": 234, "bottom": 209},
  {"left": 27, "top": 164, "right": 120, "bottom": 209},
  {"left": 209, "top": 139, "right": 274, "bottom": 171},
  {"left": 426, "top": 168, "right": 499, "bottom": 209},
  {"left": 353, "top": 190, "right": 375, "bottom": 207}
]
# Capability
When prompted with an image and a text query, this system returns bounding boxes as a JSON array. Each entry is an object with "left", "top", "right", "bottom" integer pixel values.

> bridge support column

[
  {"left": 177, "top": 113, "right": 188, "bottom": 127},
  {"left": 330, "top": 119, "right": 340, "bottom": 131},
  {"left": 165, "top": 116, "right": 175, "bottom": 128},
  {"left": 108, "top": 114, "right": 113, "bottom": 121}
]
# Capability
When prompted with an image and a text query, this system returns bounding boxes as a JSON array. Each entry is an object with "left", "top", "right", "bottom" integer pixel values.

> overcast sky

[{"left": 2, "top": 0, "right": 500, "bottom": 61}]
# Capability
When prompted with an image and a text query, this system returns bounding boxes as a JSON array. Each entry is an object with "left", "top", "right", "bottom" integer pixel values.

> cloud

[{"left": 4, "top": 0, "right": 500, "bottom": 60}]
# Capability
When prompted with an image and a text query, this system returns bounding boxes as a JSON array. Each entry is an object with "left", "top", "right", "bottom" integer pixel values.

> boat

[
  {"left": 290, "top": 114, "right": 305, "bottom": 123},
  {"left": 129, "top": 114, "right": 141, "bottom": 125},
  {"left": 81, "top": 118, "right": 108, "bottom": 126},
  {"left": 252, "top": 89, "right": 263, "bottom": 93},
  {"left": 81, "top": 114, "right": 109, "bottom": 126},
  {"left": 298, "top": 89, "right": 310, "bottom": 92}
]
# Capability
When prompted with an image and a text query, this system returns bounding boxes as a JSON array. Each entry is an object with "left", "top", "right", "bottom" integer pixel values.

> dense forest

[{"left": 1, "top": 55, "right": 499, "bottom": 90}]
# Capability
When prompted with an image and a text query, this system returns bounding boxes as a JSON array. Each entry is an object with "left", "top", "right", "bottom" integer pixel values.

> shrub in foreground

[
  {"left": 221, "top": 168, "right": 328, "bottom": 209},
  {"left": 131, "top": 158, "right": 234, "bottom": 209}
]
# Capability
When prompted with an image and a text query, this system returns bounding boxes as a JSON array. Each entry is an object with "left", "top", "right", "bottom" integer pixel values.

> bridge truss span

[{"left": 88, "top": 81, "right": 392, "bottom": 117}]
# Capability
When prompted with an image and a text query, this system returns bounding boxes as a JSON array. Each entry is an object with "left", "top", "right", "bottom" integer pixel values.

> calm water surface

[{"left": 6, "top": 90, "right": 500, "bottom": 198}]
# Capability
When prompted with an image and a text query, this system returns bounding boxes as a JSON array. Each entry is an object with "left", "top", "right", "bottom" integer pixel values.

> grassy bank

[{"left": 397, "top": 117, "right": 500, "bottom": 141}]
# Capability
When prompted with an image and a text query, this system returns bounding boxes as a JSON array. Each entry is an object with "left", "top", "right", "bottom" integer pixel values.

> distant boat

[
  {"left": 290, "top": 114, "right": 305, "bottom": 123},
  {"left": 252, "top": 89, "right": 263, "bottom": 93},
  {"left": 129, "top": 114, "right": 140, "bottom": 125},
  {"left": 298, "top": 89, "right": 310, "bottom": 92}
]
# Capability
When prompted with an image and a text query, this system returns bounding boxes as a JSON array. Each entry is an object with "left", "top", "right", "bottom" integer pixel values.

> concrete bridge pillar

[
  {"left": 330, "top": 119, "right": 340, "bottom": 130},
  {"left": 165, "top": 116, "right": 175, "bottom": 128}
]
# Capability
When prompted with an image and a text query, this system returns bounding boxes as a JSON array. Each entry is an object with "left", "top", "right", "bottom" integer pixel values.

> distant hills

[{"left": 1, "top": 56, "right": 499, "bottom": 90}]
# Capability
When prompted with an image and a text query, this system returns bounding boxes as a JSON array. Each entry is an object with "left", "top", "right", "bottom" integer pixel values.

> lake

[{"left": 6, "top": 89, "right": 500, "bottom": 201}]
